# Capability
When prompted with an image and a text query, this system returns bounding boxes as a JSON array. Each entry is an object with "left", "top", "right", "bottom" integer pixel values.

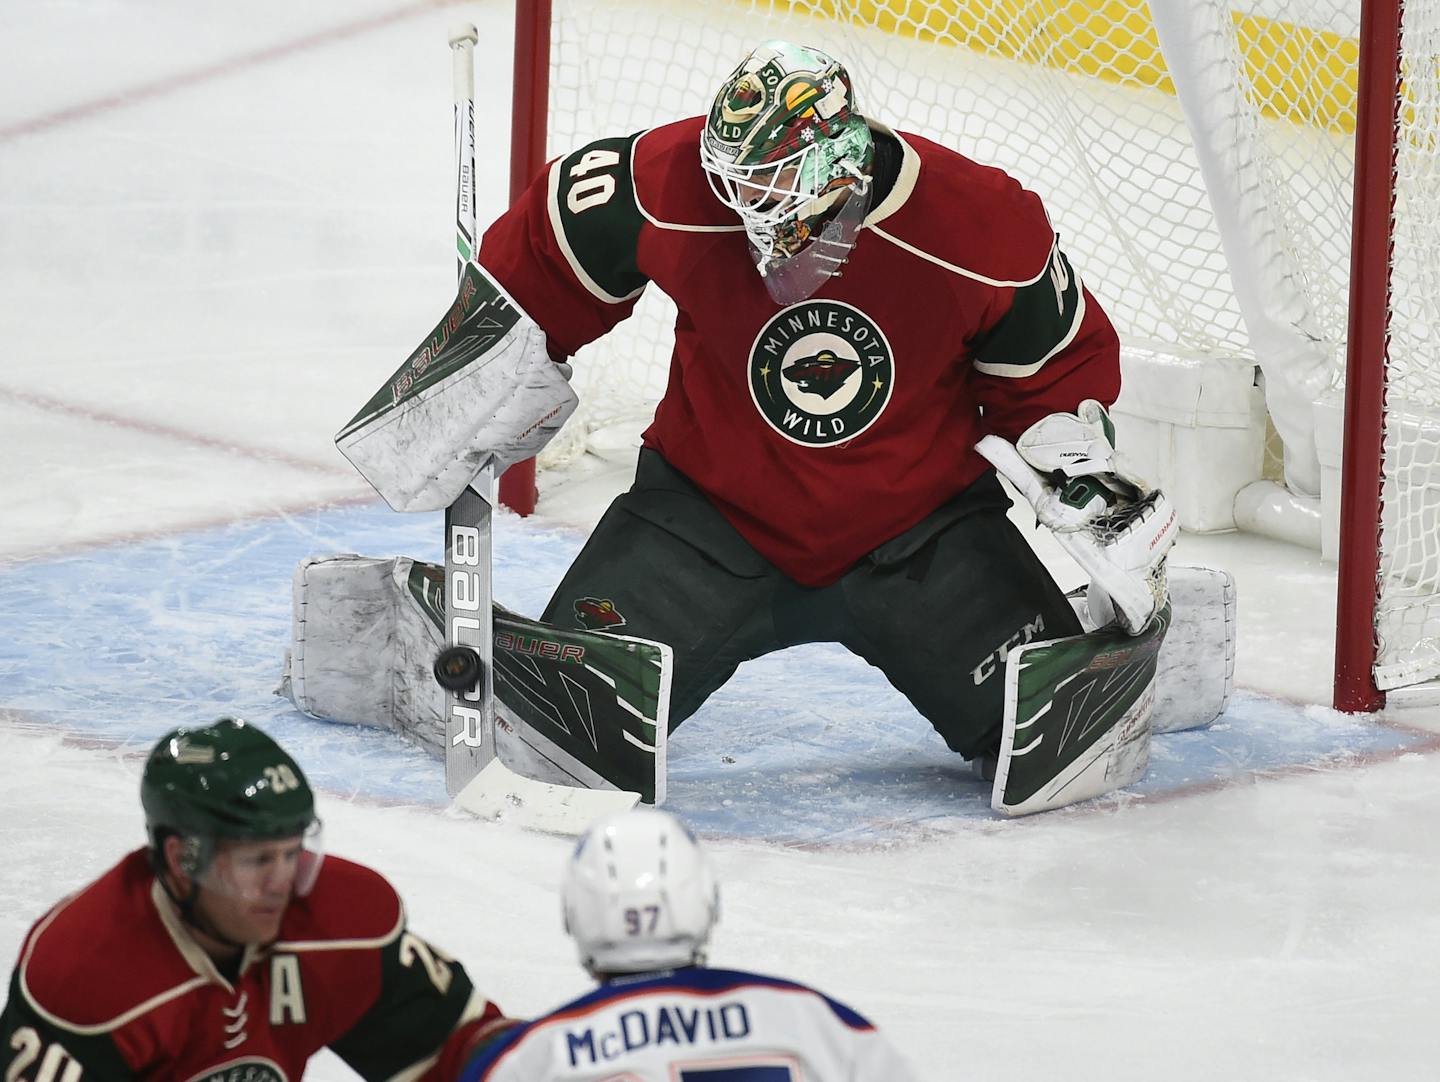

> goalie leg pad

[
  {"left": 992, "top": 606, "right": 1169, "bottom": 817},
  {"left": 1068, "top": 565, "right": 1235, "bottom": 734},
  {"left": 280, "top": 554, "right": 446, "bottom": 755},
  {"left": 1151, "top": 565, "right": 1236, "bottom": 733},
  {"left": 280, "top": 552, "right": 675, "bottom": 805}
]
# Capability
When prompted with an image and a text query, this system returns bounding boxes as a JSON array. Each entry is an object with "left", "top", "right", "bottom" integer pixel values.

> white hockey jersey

[{"left": 456, "top": 966, "right": 918, "bottom": 1082}]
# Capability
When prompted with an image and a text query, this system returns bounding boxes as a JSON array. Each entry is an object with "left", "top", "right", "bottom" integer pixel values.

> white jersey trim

[
  {"left": 631, "top": 127, "right": 746, "bottom": 235},
  {"left": 861, "top": 121, "right": 919, "bottom": 229},
  {"left": 972, "top": 285, "right": 1086, "bottom": 377},
  {"left": 272, "top": 900, "right": 405, "bottom": 952},
  {"left": 862, "top": 122, "right": 1053, "bottom": 289},
  {"left": 18, "top": 885, "right": 214, "bottom": 1036},
  {"left": 871, "top": 222, "right": 1054, "bottom": 287},
  {"left": 152, "top": 879, "right": 239, "bottom": 988}
]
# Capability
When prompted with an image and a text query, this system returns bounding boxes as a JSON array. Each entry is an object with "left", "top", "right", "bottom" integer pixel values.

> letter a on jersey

[{"left": 269, "top": 955, "right": 307, "bottom": 1025}]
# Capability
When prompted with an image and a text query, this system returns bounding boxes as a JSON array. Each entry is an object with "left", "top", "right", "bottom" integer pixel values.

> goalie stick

[
  {"left": 440, "top": 26, "right": 645, "bottom": 828},
  {"left": 441, "top": 25, "right": 497, "bottom": 796}
]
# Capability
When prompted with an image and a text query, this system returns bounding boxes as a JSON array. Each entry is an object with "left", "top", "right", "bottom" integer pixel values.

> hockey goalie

[{"left": 283, "top": 38, "right": 1236, "bottom": 819}]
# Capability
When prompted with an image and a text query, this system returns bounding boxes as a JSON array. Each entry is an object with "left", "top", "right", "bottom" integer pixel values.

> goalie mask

[
  {"left": 562, "top": 808, "right": 720, "bottom": 977},
  {"left": 700, "top": 41, "right": 875, "bottom": 304}
]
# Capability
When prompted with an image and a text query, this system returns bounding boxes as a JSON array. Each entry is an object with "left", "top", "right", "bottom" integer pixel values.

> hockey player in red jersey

[
  {"left": 0, "top": 717, "right": 512, "bottom": 1081},
  {"left": 455, "top": 807, "right": 918, "bottom": 1082},
  {"left": 337, "top": 39, "right": 1176, "bottom": 774}
]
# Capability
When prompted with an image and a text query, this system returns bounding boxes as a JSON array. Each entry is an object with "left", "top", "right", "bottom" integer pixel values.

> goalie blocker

[
  {"left": 330, "top": 251, "right": 580, "bottom": 800},
  {"left": 335, "top": 261, "right": 577, "bottom": 515}
]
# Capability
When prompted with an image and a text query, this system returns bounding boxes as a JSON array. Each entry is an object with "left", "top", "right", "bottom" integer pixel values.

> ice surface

[
  {"left": 4, "top": 3, "right": 1440, "bottom": 1079},
  {"left": 2, "top": 503, "right": 1433, "bottom": 842}
]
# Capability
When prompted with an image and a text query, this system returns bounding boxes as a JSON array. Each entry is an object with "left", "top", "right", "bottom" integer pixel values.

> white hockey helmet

[{"left": 562, "top": 807, "right": 720, "bottom": 976}]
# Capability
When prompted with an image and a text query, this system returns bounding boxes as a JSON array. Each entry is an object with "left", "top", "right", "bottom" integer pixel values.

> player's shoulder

[
  {"left": 276, "top": 854, "right": 404, "bottom": 947},
  {"left": 678, "top": 966, "right": 877, "bottom": 1031},
  {"left": 550, "top": 966, "right": 876, "bottom": 1030},
  {"left": 630, "top": 116, "right": 743, "bottom": 231},
  {"left": 16, "top": 849, "right": 205, "bottom": 1031},
  {"left": 552, "top": 117, "right": 733, "bottom": 232},
  {"left": 868, "top": 124, "right": 1057, "bottom": 285},
  {"left": 540, "top": 117, "right": 738, "bottom": 304}
]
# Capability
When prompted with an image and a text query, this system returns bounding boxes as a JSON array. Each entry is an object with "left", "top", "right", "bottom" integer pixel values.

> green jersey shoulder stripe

[
  {"left": 971, "top": 242, "right": 1085, "bottom": 378},
  {"left": 546, "top": 133, "right": 649, "bottom": 304}
]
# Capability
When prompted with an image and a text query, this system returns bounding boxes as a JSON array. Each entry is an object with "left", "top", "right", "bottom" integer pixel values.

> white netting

[
  {"left": 1376, "top": 1, "right": 1440, "bottom": 687},
  {"left": 535, "top": 0, "right": 1440, "bottom": 689}
]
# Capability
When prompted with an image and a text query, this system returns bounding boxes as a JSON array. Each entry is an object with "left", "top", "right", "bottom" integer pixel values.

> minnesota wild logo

[
  {"left": 573, "top": 597, "right": 626, "bottom": 631},
  {"left": 194, "top": 1061, "right": 286, "bottom": 1082},
  {"left": 720, "top": 73, "right": 766, "bottom": 127},
  {"left": 749, "top": 300, "right": 894, "bottom": 447},
  {"left": 782, "top": 349, "right": 858, "bottom": 399},
  {"left": 708, "top": 59, "right": 821, "bottom": 151}
]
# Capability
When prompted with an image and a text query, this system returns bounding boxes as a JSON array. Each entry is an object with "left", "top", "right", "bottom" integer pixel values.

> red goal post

[
  {"left": 507, "top": 0, "right": 1440, "bottom": 711},
  {"left": 1334, "top": 0, "right": 1402, "bottom": 713},
  {"left": 498, "top": 0, "right": 553, "bottom": 517}
]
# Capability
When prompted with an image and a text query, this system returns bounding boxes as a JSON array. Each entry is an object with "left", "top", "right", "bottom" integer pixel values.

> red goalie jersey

[
  {"left": 479, "top": 117, "right": 1120, "bottom": 586},
  {"left": 0, "top": 850, "right": 507, "bottom": 1081}
]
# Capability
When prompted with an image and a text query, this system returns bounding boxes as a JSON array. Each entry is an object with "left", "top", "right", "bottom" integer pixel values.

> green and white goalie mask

[{"left": 700, "top": 41, "right": 875, "bottom": 304}]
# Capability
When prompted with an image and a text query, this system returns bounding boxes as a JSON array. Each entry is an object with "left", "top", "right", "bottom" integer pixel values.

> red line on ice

[
  {"left": 0, "top": 0, "right": 460, "bottom": 142},
  {"left": 0, "top": 386, "right": 352, "bottom": 478}
]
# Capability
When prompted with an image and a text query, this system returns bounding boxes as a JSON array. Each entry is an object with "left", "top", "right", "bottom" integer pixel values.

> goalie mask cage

[{"left": 508, "top": 0, "right": 1440, "bottom": 712}]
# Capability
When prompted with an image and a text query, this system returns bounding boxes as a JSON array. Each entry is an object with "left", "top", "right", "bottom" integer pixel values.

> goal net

[{"left": 520, "top": 0, "right": 1440, "bottom": 703}]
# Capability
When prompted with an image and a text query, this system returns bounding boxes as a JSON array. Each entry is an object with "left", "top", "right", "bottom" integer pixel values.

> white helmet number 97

[{"left": 624, "top": 905, "right": 661, "bottom": 936}]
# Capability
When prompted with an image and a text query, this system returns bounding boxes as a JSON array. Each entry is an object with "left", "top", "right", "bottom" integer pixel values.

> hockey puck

[{"left": 433, "top": 646, "right": 485, "bottom": 692}]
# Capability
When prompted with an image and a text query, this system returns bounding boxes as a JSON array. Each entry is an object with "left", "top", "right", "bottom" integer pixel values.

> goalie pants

[{"left": 542, "top": 450, "right": 1083, "bottom": 760}]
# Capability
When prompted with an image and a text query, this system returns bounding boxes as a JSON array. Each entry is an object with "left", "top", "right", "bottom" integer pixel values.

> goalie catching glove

[{"left": 978, "top": 400, "right": 1177, "bottom": 635}]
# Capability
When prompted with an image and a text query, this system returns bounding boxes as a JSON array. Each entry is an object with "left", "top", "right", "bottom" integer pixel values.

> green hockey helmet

[
  {"left": 142, "top": 717, "right": 323, "bottom": 895},
  {"left": 700, "top": 41, "right": 875, "bottom": 301}
]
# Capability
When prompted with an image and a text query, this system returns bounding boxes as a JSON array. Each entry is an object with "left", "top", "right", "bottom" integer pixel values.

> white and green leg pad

[
  {"left": 1068, "top": 564, "right": 1236, "bottom": 734},
  {"left": 992, "top": 604, "right": 1170, "bottom": 817}
]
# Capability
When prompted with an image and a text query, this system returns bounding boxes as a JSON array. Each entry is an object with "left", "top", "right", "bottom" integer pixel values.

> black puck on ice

[{"left": 433, "top": 646, "right": 484, "bottom": 692}]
